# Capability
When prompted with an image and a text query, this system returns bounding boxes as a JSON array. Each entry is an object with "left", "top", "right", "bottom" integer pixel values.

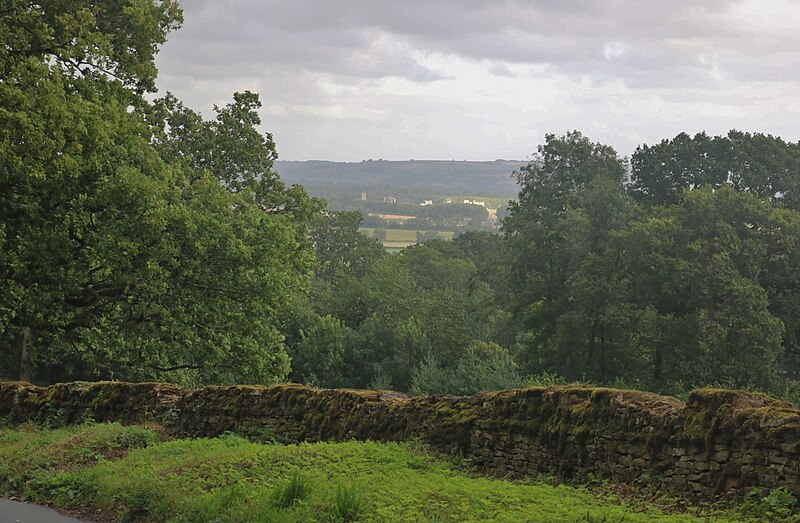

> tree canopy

[
  {"left": 4, "top": 2, "right": 800, "bottom": 402},
  {"left": 0, "top": 0, "right": 316, "bottom": 386},
  {"left": 504, "top": 131, "right": 800, "bottom": 396}
]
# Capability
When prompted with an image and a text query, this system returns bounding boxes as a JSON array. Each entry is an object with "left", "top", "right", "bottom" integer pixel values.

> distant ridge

[{"left": 275, "top": 159, "right": 525, "bottom": 197}]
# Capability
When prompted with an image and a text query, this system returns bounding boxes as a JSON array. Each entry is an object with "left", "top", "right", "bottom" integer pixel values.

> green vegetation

[
  {"left": 358, "top": 201, "right": 493, "bottom": 233},
  {"left": 270, "top": 473, "right": 314, "bottom": 509},
  {"left": 504, "top": 131, "right": 800, "bottom": 398},
  {"left": 284, "top": 221, "right": 512, "bottom": 392},
  {"left": 360, "top": 229, "right": 456, "bottom": 242},
  {"left": 4, "top": 0, "right": 800, "bottom": 415},
  {"left": 283, "top": 130, "right": 800, "bottom": 402},
  {"left": 0, "top": 0, "right": 319, "bottom": 386},
  {"left": 4, "top": 1, "right": 800, "bottom": 519},
  {"left": 0, "top": 423, "right": 763, "bottom": 522},
  {"left": 359, "top": 228, "right": 456, "bottom": 251}
]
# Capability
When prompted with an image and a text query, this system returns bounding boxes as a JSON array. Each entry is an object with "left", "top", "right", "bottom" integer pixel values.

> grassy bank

[{"left": 0, "top": 423, "right": 790, "bottom": 522}]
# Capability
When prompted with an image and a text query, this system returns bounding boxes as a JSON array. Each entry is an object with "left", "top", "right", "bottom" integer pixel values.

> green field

[
  {"left": 0, "top": 423, "right": 776, "bottom": 522},
  {"left": 360, "top": 228, "right": 456, "bottom": 251}
]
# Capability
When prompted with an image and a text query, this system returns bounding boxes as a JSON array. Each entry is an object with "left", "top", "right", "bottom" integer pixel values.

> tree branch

[{"left": 147, "top": 363, "right": 205, "bottom": 372}]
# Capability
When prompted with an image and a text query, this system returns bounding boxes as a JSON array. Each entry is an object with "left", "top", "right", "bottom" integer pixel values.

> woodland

[{"left": 3, "top": 1, "right": 800, "bottom": 403}]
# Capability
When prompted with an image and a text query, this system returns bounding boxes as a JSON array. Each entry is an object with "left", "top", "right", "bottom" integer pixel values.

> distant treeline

[{"left": 275, "top": 159, "right": 522, "bottom": 198}]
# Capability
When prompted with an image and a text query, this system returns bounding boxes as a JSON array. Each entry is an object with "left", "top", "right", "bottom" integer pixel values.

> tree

[
  {"left": 308, "top": 211, "right": 384, "bottom": 281},
  {"left": 0, "top": 0, "right": 315, "bottom": 385},
  {"left": 372, "top": 228, "right": 387, "bottom": 241},
  {"left": 415, "top": 231, "right": 441, "bottom": 242},
  {"left": 509, "top": 131, "right": 625, "bottom": 221},
  {"left": 504, "top": 132, "right": 797, "bottom": 393},
  {"left": 0, "top": 0, "right": 182, "bottom": 94},
  {"left": 279, "top": 294, "right": 353, "bottom": 388},
  {"left": 611, "top": 187, "right": 788, "bottom": 391},
  {"left": 629, "top": 131, "right": 800, "bottom": 208},
  {"left": 504, "top": 132, "right": 632, "bottom": 381},
  {"left": 148, "top": 91, "right": 319, "bottom": 218},
  {"left": 398, "top": 241, "right": 474, "bottom": 290}
]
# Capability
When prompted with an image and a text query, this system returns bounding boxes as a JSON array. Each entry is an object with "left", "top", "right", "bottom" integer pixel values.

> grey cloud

[
  {"left": 152, "top": 0, "right": 800, "bottom": 160},
  {"left": 488, "top": 63, "right": 515, "bottom": 77},
  {"left": 157, "top": 0, "right": 800, "bottom": 89}
]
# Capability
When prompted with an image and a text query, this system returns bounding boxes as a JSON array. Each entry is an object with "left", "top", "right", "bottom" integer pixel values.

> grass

[
  {"left": 0, "top": 423, "right": 782, "bottom": 522},
  {"left": 328, "top": 484, "right": 364, "bottom": 522},
  {"left": 271, "top": 473, "right": 313, "bottom": 509},
  {"left": 0, "top": 422, "right": 159, "bottom": 495}
]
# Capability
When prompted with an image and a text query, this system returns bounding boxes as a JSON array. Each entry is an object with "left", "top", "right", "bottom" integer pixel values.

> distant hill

[{"left": 275, "top": 159, "right": 525, "bottom": 198}]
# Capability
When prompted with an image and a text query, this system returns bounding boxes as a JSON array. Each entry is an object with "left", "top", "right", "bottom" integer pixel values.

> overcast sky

[{"left": 154, "top": 0, "right": 800, "bottom": 161}]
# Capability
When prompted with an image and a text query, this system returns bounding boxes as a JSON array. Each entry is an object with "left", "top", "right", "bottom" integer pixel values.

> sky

[{"left": 154, "top": 0, "right": 800, "bottom": 161}]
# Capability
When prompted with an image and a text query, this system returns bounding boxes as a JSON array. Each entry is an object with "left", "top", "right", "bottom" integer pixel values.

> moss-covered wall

[{"left": 2, "top": 381, "right": 799, "bottom": 499}]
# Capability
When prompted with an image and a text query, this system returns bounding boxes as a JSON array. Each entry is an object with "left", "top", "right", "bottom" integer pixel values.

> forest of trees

[{"left": 3, "top": 1, "right": 800, "bottom": 401}]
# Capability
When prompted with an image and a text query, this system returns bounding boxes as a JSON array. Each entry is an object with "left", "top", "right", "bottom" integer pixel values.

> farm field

[
  {"left": 0, "top": 423, "right": 760, "bottom": 523},
  {"left": 360, "top": 228, "right": 456, "bottom": 251}
]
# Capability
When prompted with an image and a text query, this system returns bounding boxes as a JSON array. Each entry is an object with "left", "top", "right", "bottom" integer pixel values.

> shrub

[
  {"left": 410, "top": 342, "right": 523, "bottom": 395},
  {"left": 112, "top": 427, "right": 159, "bottom": 449},
  {"left": 524, "top": 371, "right": 567, "bottom": 388},
  {"left": 367, "top": 369, "right": 393, "bottom": 391},
  {"left": 736, "top": 487, "right": 796, "bottom": 521}
]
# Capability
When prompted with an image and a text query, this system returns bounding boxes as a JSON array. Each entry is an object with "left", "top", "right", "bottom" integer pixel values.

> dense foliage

[
  {"left": 291, "top": 131, "right": 800, "bottom": 399},
  {"left": 0, "top": 0, "right": 317, "bottom": 386},
  {"left": 505, "top": 131, "right": 800, "bottom": 396},
  {"left": 3, "top": 1, "right": 800, "bottom": 401}
]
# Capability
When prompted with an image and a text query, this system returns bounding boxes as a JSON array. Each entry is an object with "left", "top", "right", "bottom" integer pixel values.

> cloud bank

[{"left": 155, "top": 0, "right": 800, "bottom": 160}]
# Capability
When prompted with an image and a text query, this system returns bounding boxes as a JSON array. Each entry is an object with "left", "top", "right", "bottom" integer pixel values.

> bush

[
  {"left": 410, "top": 341, "right": 523, "bottom": 395},
  {"left": 367, "top": 369, "right": 393, "bottom": 391},
  {"left": 736, "top": 487, "right": 796, "bottom": 521},
  {"left": 524, "top": 371, "right": 567, "bottom": 388},
  {"left": 112, "top": 426, "right": 159, "bottom": 449}
]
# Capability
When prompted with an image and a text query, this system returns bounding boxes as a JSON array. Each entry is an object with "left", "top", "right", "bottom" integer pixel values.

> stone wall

[{"left": 2, "top": 380, "right": 799, "bottom": 499}]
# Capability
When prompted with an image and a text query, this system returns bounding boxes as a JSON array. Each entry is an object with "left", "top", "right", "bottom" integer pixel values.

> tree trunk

[
  {"left": 599, "top": 323, "right": 607, "bottom": 382},
  {"left": 654, "top": 343, "right": 663, "bottom": 386},
  {"left": 19, "top": 327, "right": 32, "bottom": 382}
]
